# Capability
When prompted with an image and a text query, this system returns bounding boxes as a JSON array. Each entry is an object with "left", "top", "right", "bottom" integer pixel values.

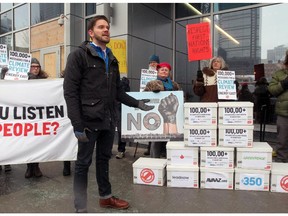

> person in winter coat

[
  {"left": 63, "top": 15, "right": 154, "bottom": 213},
  {"left": 238, "top": 83, "right": 254, "bottom": 103},
  {"left": 25, "top": 57, "right": 48, "bottom": 178},
  {"left": 253, "top": 77, "right": 271, "bottom": 123},
  {"left": 193, "top": 56, "right": 228, "bottom": 102},
  {"left": 143, "top": 62, "right": 181, "bottom": 158},
  {"left": 268, "top": 50, "right": 288, "bottom": 163}
]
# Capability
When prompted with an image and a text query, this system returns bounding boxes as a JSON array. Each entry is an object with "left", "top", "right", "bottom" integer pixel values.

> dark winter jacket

[{"left": 63, "top": 41, "right": 139, "bottom": 132}]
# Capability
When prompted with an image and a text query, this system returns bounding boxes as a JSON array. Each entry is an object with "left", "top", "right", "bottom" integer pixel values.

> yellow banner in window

[{"left": 107, "top": 39, "right": 127, "bottom": 74}]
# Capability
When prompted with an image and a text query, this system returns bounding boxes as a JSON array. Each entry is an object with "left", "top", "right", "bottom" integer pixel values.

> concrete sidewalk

[{"left": 1, "top": 139, "right": 288, "bottom": 213}]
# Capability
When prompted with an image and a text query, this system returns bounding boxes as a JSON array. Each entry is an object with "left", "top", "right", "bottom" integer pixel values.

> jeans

[{"left": 74, "top": 128, "right": 115, "bottom": 210}]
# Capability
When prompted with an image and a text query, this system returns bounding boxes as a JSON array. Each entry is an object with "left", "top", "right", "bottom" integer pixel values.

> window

[
  {"left": 214, "top": 3, "right": 257, "bottom": 12},
  {"left": 0, "top": 3, "right": 13, "bottom": 12},
  {"left": 86, "top": 3, "right": 96, "bottom": 16},
  {"left": 0, "top": 34, "right": 12, "bottom": 51},
  {"left": 0, "top": 10, "right": 12, "bottom": 34},
  {"left": 14, "top": 4, "right": 28, "bottom": 30},
  {"left": 14, "top": 29, "right": 29, "bottom": 53},
  {"left": 176, "top": 3, "right": 210, "bottom": 19},
  {"left": 31, "top": 3, "right": 64, "bottom": 25}
]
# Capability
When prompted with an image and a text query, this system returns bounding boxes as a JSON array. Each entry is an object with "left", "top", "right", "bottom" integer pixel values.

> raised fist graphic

[{"left": 158, "top": 93, "right": 179, "bottom": 124}]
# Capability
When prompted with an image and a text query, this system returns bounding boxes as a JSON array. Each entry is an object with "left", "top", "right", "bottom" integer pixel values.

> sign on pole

[{"left": 186, "top": 22, "right": 212, "bottom": 61}]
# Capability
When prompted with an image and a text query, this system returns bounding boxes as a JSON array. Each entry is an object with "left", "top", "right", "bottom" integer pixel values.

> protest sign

[
  {"left": 139, "top": 69, "right": 157, "bottom": 92},
  {"left": 0, "top": 44, "right": 8, "bottom": 68},
  {"left": 0, "top": 79, "right": 77, "bottom": 165},
  {"left": 186, "top": 22, "right": 212, "bottom": 61},
  {"left": 121, "top": 91, "right": 184, "bottom": 141},
  {"left": 217, "top": 70, "right": 237, "bottom": 100},
  {"left": 5, "top": 50, "right": 31, "bottom": 80}
]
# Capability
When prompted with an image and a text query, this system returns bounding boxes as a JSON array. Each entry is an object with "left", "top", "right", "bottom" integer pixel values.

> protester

[
  {"left": 193, "top": 56, "right": 229, "bottom": 102},
  {"left": 144, "top": 62, "right": 181, "bottom": 158},
  {"left": 238, "top": 83, "right": 254, "bottom": 102},
  {"left": 25, "top": 57, "right": 48, "bottom": 178},
  {"left": 144, "top": 54, "right": 160, "bottom": 156},
  {"left": 63, "top": 15, "right": 154, "bottom": 213},
  {"left": 268, "top": 50, "right": 288, "bottom": 163}
]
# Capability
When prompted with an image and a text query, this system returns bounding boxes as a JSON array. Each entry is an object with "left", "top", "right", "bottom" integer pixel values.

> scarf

[{"left": 157, "top": 76, "right": 173, "bottom": 91}]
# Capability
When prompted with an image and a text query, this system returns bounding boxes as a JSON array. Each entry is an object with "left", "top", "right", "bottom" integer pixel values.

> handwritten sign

[
  {"left": 186, "top": 22, "right": 212, "bottom": 61},
  {"left": 217, "top": 70, "right": 237, "bottom": 100}
]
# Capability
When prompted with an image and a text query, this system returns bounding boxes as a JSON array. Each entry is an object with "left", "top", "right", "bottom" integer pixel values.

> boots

[
  {"left": 63, "top": 161, "right": 71, "bottom": 176},
  {"left": 33, "top": 163, "right": 43, "bottom": 177},
  {"left": 25, "top": 163, "right": 42, "bottom": 178},
  {"left": 25, "top": 164, "right": 33, "bottom": 178}
]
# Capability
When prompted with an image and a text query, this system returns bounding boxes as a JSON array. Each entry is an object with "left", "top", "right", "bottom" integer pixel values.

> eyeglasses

[{"left": 31, "top": 65, "right": 40, "bottom": 69}]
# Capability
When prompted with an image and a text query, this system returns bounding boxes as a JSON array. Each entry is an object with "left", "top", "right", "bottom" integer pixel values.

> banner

[
  {"left": 5, "top": 50, "right": 31, "bottom": 80},
  {"left": 139, "top": 69, "right": 157, "bottom": 92},
  {"left": 0, "top": 79, "right": 77, "bottom": 165},
  {"left": 121, "top": 91, "right": 184, "bottom": 141},
  {"left": 217, "top": 70, "right": 237, "bottom": 100},
  {"left": 186, "top": 22, "right": 212, "bottom": 61}
]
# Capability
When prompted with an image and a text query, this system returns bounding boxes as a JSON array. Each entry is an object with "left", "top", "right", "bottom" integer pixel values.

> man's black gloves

[
  {"left": 138, "top": 99, "right": 154, "bottom": 111},
  {"left": 280, "top": 77, "right": 288, "bottom": 90}
]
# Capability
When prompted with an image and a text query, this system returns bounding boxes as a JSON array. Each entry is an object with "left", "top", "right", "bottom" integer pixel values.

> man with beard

[{"left": 63, "top": 15, "right": 153, "bottom": 213}]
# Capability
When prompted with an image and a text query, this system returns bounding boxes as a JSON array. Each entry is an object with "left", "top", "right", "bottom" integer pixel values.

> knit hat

[
  {"left": 149, "top": 54, "right": 160, "bottom": 63},
  {"left": 31, "top": 57, "right": 40, "bottom": 66},
  {"left": 156, "top": 62, "right": 171, "bottom": 71}
]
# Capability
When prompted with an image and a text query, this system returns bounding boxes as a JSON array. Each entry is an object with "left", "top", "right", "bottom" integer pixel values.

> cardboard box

[
  {"left": 132, "top": 157, "right": 167, "bottom": 186},
  {"left": 234, "top": 168, "right": 270, "bottom": 191},
  {"left": 184, "top": 102, "right": 217, "bottom": 126},
  {"left": 184, "top": 125, "right": 217, "bottom": 147},
  {"left": 166, "top": 141, "right": 198, "bottom": 167},
  {"left": 218, "top": 125, "right": 254, "bottom": 147},
  {"left": 167, "top": 165, "right": 199, "bottom": 188},
  {"left": 236, "top": 142, "right": 272, "bottom": 170},
  {"left": 200, "top": 167, "right": 234, "bottom": 190},
  {"left": 218, "top": 101, "right": 254, "bottom": 125},
  {"left": 271, "top": 162, "right": 288, "bottom": 193},
  {"left": 200, "top": 146, "right": 234, "bottom": 169}
]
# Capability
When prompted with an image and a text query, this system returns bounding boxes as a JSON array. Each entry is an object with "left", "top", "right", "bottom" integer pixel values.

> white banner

[
  {"left": 0, "top": 79, "right": 77, "bottom": 165},
  {"left": 121, "top": 91, "right": 184, "bottom": 141}
]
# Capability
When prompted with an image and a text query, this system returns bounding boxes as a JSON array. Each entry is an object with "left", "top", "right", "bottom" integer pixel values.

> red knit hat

[{"left": 156, "top": 62, "right": 171, "bottom": 71}]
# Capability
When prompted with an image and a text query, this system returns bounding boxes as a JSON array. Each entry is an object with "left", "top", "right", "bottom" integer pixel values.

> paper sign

[
  {"left": 0, "top": 44, "right": 8, "bottom": 67},
  {"left": 107, "top": 39, "right": 127, "bottom": 74},
  {"left": 217, "top": 70, "right": 237, "bottom": 100},
  {"left": 5, "top": 50, "right": 31, "bottom": 80},
  {"left": 139, "top": 69, "right": 157, "bottom": 92},
  {"left": 186, "top": 22, "right": 212, "bottom": 61}
]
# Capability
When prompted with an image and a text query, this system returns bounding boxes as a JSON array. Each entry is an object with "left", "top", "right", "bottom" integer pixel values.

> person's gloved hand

[
  {"left": 138, "top": 99, "right": 154, "bottom": 111},
  {"left": 74, "top": 128, "right": 90, "bottom": 142},
  {"left": 158, "top": 93, "right": 179, "bottom": 124},
  {"left": 280, "top": 77, "right": 288, "bottom": 90}
]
